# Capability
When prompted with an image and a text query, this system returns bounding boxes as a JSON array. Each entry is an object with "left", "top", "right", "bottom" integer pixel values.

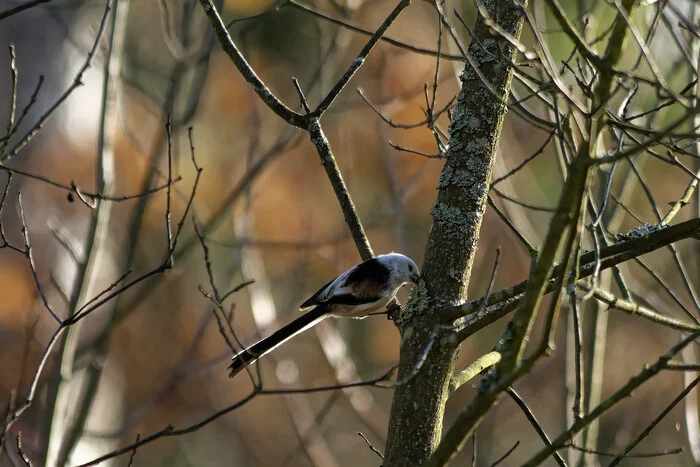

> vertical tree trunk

[{"left": 384, "top": 2, "right": 526, "bottom": 464}]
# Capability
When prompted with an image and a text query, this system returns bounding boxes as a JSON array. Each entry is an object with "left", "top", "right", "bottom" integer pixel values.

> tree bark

[{"left": 383, "top": 2, "right": 526, "bottom": 465}]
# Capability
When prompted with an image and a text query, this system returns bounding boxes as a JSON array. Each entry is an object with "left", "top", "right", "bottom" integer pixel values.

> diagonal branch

[
  {"left": 313, "top": 0, "right": 410, "bottom": 117},
  {"left": 197, "top": 0, "right": 305, "bottom": 127},
  {"left": 449, "top": 218, "right": 700, "bottom": 324},
  {"left": 306, "top": 117, "right": 372, "bottom": 259},
  {"left": 523, "top": 330, "right": 700, "bottom": 465},
  {"left": 0, "top": 0, "right": 51, "bottom": 21}
]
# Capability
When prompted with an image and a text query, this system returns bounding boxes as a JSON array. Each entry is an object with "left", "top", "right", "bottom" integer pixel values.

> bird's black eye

[{"left": 408, "top": 265, "right": 414, "bottom": 272}]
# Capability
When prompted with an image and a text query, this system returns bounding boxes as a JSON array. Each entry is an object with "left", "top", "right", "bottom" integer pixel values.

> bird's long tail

[{"left": 228, "top": 305, "right": 329, "bottom": 378}]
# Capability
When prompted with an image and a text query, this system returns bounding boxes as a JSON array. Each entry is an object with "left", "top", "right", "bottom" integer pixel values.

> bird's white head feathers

[{"left": 376, "top": 252, "right": 420, "bottom": 287}]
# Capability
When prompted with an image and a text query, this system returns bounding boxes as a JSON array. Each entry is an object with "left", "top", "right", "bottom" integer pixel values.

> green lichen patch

[
  {"left": 437, "top": 164, "right": 454, "bottom": 189},
  {"left": 398, "top": 279, "right": 430, "bottom": 326},
  {"left": 466, "top": 137, "right": 490, "bottom": 155},
  {"left": 430, "top": 202, "right": 471, "bottom": 237}
]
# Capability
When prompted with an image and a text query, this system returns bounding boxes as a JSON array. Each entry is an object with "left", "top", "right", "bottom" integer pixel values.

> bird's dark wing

[
  {"left": 343, "top": 258, "right": 391, "bottom": 299},
  {"left": 299, "top": 277, "right": 337, "bottom": 309},
  {"left": 299, "top": 257, "right": 391, "bottom": 309}
]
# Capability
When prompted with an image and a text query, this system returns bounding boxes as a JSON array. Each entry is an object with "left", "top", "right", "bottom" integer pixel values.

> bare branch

[
  {"left": 357, "top": 432, "right": 384, "bottom": 460},
  {"left": 507, "top": 388, "right": 566, "bottom": 467},
  {"left": 313, "top": 0, "right": 410, "bottom": 117},
  {"left": 524, "top": 330, "right": 700, "bottom": 465},
  {"left": 577, "top": 283, "right": 700, "bottom": 332},
  {"left": 448, "top": 352, "right": 501, "bottom": 394},
  {"left": 197, "top": 0, "right": 303, "bottom": 127},
  {"left": 75, "top": 369, "right": 395, "bottom": 467},
  {"left": 0, "top": 0, "right": 50, "bottom": 21},
  {"left": 1, "top": 0, "right": 111, "bottom": 162},
  {"left": 287, "top": 0, "right": 463, "bottom": 61},
  {"left": 17, "top": 193, "right": 61, "bottom": 323},
  {"left": 609, "top": 373, "right": 700, "bottom": 465}
]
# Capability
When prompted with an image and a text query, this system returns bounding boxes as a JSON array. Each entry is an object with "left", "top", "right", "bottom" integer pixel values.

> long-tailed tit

[{"left": 229, "top": 253, "right": 420, "bottom": 378}]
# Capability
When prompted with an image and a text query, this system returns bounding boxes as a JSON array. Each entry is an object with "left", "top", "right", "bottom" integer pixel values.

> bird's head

[{"left": 378, "top": 252, "right": 420, "bottom": 287}]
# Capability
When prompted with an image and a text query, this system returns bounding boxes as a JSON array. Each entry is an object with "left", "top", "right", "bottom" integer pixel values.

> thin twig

[
  {"left": 75, "top": 369, "right": 395, "bottom": 467},
  {"left": 609, "top": 374, "right": 700, "bottom": 465},
  {"left": 507, "top": 388, "right": 566, "bottom": 467},
  {"left": 286, "top": 0, "right": 463, "bottom": 61},
  {"left": 125, "top": 434, "right": 140, "bottom": 467},
  {"left": 16, "top": 432, "right": 32, "bottom": 466},
  {"left": 490, "top": 441, "right": 520, "bottom": 467},
  {"left": 0, "top": 164, "right": 181, "bottom": 206},
  {"left": 291, "top": 77, "right": 310, "bottom": 113},
  {"left": 487, "top": 197, "right": 536, "bottom": 255},
  {"left": 566, "top": 443, "right": 683, "bottom": 458},
  {"left": 197, "top": 0, "right": 303, "bottom": 127},
  {"left": 357, "top": 88, "right": 454, "bottom": 130},
  {"left": 312, "top": 0, "right": 411, "bottom": 117},
  {"left": 523, "top": 330, "right": 700, "bottom": 465},
  {"left": 1, "top": 0, "right": 112, "bottom": 162},
  {"left": 449, "top": 217, "right": 700, "bottom": 323},
  {"left": 577, "top": 284, "right": 699, "bottom": 332},
  {"left": 165, "top": 116, "right": 174, "bottom": 262},
  {"left": 357, "top": 432, "right": 384, "bottom": 460},
  {"left": 491, "top": 129, "right": 557, "bottom": 185},
  {"left": 0, "top": 75, "right": 43, "bottom": 148},
  {"left": 389, "top": 141, "right": 443, "bottom": 159},
  {"left": 0, "top": 45, "right": 17, "bottom": 156},
  {"left": 17, "top": 193, "right": 61, "bottom": 323}
]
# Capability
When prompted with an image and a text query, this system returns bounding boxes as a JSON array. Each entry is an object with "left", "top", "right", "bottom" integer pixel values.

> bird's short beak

[{"left": 410, "top": 273, "right": 420, "bottom": 284}]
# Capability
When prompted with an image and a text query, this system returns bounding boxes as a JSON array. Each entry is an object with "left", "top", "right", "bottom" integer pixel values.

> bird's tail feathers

[{"left": 228, "top": 305, "right": 329, "bottom": 378}]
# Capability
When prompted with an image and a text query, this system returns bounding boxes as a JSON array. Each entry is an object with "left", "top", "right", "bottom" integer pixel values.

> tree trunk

[{"left": 384, "top": 2, "right": 527, "bottom": 464}]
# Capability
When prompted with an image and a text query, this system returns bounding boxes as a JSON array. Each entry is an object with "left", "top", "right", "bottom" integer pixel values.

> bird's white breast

[{"left": 328, "top": 294, "right": 394, "bottom": 318}]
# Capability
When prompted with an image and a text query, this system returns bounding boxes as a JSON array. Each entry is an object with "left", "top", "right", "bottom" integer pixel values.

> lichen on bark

[{"left": 383, "top": 2, "right": 527, "bottom": 465}]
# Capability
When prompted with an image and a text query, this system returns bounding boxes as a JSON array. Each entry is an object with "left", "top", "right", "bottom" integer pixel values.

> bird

[{"left": 228, "top": 252, "right": 420, "bottom": 378}]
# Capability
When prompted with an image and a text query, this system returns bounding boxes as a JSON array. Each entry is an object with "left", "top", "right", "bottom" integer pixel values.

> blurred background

[{"left": 0, "top": 0, "right": 699, "bottom": 465}]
